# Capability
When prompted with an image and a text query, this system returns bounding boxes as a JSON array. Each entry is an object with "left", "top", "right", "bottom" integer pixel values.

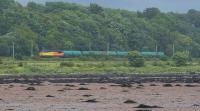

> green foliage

[
  {"left": 173, "top": 51, "right": 189, "bottom": 66},
  {"left": 18, "top": 62, "right": 23, "bottom": 67},
  {"left": 0, "top": 59, "right": 3, "bottom": 64},
  {"left": 143, "top": 7, "right": 160, "bottom": 19},
  {"left": 159, "top": 55, "right": 168, "bottom": 61},
  {"left": 165, "top": 61, "right": 175, "bottom": 66},
  {"left": 151, "top": 60, "right": 166, "bottom": 67},
  {"left": 0, "top": 1, "right": 200, "bottom": 58},
  {"left": 128, "top": 51, "right": 145, "bottom": 67},
  {"left": 1, "top": 58, "right": 200, "bottom": 74},
  {"left": 15, "top": 54, "right": 23, "bottom": 60},
  {"left": 152, "top": 61, "right": 159, "bottom": 66},
  {"left": 89, "top": 3, "right": 104, "bottom": 14},
  {"left": 60, "top": 62, "right": 75, "bottom": 67}
]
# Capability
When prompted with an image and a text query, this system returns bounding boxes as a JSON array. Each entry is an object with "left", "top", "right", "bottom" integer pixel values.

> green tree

[
  {"left": 1, "top": 1, "right": 200, "bottom": 58},
  {"left": 173, "top": 51, "right": 189, "bottom": 66},
  {"left": 89, "top": 3, "right": 104, "bottom": 14},
  {"left": 128, "top": 51, "right": 145, "bottom": 67},
  {"left": 12, "top": 25, "right": 38, "bottom": 56},
  {"left": 0, "top": 0, "right": 16, "bottom": 12},
  {"left": 143, "top": 8, "right": 160, "bottom": 19},
  {"left": 187, "top": 9, "right": 200, "bottom": 27}
]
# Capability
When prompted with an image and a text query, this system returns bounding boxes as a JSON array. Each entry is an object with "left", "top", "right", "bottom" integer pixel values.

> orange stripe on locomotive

[{"left": 39, "top": 51, "right": 64, "bottom": 57}]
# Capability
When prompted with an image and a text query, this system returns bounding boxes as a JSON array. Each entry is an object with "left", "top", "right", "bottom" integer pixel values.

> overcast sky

[{"left": 17, "top": 0, "right": 200, "bottom": 13}]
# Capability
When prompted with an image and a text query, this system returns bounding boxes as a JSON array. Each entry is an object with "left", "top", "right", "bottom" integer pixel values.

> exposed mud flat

[
  {"left": 0, "top": 82, "right": 199, "bottom": 111},
  {"left": 0, "top": 73, "right": 200, "bottom": 111}
]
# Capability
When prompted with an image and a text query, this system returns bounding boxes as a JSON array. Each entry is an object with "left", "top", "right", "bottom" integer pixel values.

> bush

[
  {"left": 128, "top": 51, "right": 145, "bottom": 67},
  {"left": 0, "top": 59, "right": 3, "bottom": 64},
  {"left": 159, "top": 55, "right": 168, "bottom": 61},
  {"left": 76, "top": 64, "right": 82, "bottom": 67},
  {"left": 166, "top": 61, "right": 175, "bottom": 66},
  {"left": 60, "top": 62, "right": 75, "bottom": 67},
  {"left": 152, "top": 61, "right": 159, "bottom": 66},
  {"left": 18, "top": 62, "right": 23, "bottom": 67},
  {"left": 173, "top": 51, "right": 189, "bottom": 66}
]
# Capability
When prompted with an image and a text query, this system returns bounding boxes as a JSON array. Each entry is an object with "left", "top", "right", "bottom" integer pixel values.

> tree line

[{"left": 1, "top": 0, "right": 200, "bottom": 57}]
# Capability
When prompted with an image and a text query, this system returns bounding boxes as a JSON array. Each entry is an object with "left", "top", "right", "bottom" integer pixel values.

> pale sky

[{"left": 17, "top": 0, "right": 200, "bottom": 13}]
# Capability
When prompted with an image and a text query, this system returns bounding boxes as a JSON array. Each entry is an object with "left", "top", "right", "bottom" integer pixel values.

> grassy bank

[{"left": 0, "top": 57, "right": 200, "bottom": 75}]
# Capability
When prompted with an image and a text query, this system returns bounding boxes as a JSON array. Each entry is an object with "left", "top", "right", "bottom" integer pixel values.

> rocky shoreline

[{"left": 0, "top": 73, "right": 200, "bottom": 84}]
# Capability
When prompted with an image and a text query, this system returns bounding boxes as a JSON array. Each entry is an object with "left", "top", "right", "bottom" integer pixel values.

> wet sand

[{"left": 0, "top": 83, "right": 199, "bottom": 111}]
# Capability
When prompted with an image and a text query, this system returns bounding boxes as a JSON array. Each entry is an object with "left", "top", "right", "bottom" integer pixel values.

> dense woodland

[{"left": 1, "top": 0, "right": 200, "bottom": 57}]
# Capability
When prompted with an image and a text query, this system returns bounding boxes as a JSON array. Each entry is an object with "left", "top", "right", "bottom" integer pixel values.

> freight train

[{"left": 39, "top": 51, "right": 164, "bottom": 58}]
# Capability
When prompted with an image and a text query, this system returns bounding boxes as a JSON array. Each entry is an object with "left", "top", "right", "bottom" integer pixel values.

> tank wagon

[{"left": 39, "top": 51, "right": 164, "bottom": 58}]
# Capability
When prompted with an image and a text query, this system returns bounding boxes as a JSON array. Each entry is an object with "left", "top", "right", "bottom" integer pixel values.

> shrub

[
  {"left": 152, "top": 60, "right": 167, "bottom": 67},
  {"left": 60, "top": 62, "right": 75, "bottom": 67},
  {"left": 18, "top": 62, "right": 23, "bottom": 67},
  {"left": 0, "top": 59, "right": 3, "bottom": 64},
  {"left": 152, "top": 61, "right": 159, "bottom": 66},
  {"left": 173, "top": 51, "right": 189, "bottom": 66},
  {"left": 76, "top": 64, "right": 82, "bottom": 67},
  {"left": 159, "top": 55, "right": 168, "bottom": 61},
  {"left": 166, "top": 61, "right": 175, "bottom": 66},
  {"left": 128, "top": 51, "right": 145, "bottom": 67}
]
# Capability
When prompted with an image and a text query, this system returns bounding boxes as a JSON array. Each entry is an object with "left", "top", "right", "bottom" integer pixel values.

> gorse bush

[
  {"left": 128, "top": 51, "right": 145, "bottom": 67},
  {"left": 173, "top": 51, "right": 189, "bottom": 66}
]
